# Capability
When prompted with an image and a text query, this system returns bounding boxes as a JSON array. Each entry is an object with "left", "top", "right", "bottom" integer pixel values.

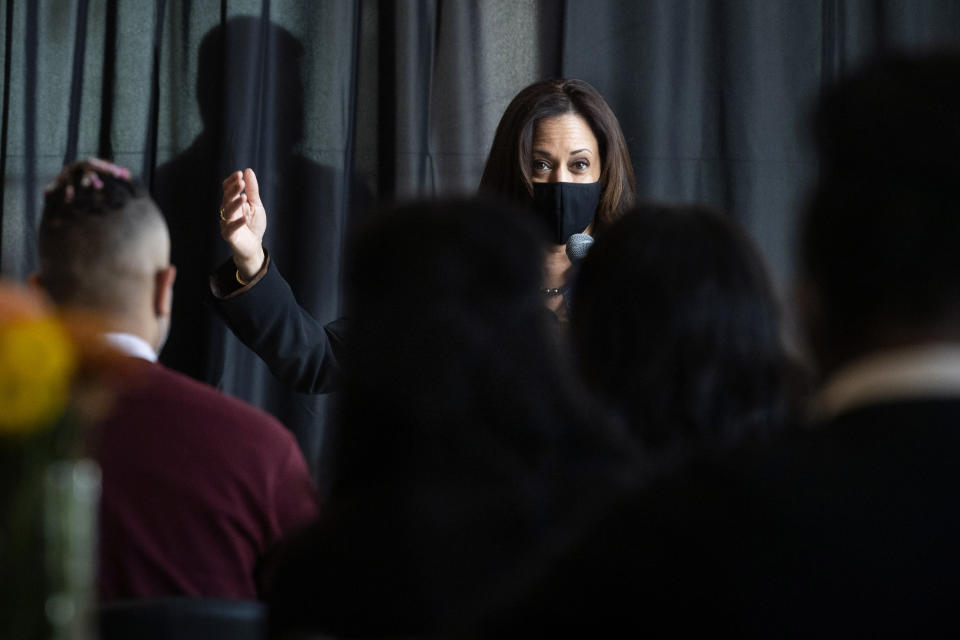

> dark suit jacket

[
  {"left": 95, "top": 358, "right": 319, "bottom": 601},
  {"left": 476, "top": 398, "right": 960, "bottom": 637},
  {"left": 736, "top": 398, "right": 960, "bottom": 635},
  {"left": 210, "top": 258, "right": 352, "bottom": 394}
]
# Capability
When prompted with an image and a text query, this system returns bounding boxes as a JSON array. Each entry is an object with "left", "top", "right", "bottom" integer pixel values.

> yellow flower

[{"left": 0, "top": 316, "right": 77, "bottom": 434}]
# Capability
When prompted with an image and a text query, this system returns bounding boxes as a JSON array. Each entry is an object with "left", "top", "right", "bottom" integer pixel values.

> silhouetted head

[
  {"left": 799, "top": 50, "right": 960, "bottom": 373},
  {"left": 196, "top": 17, "right": 305, "bottom": 147},
  {"left": 36, "top": 160, "right": 176, "bottom": 352},
  {"left": 479, "top": 79, "right": 636, "bottom": 237},
  {"left": 572, "top": 204, "right": 797, "bottom": 451}
]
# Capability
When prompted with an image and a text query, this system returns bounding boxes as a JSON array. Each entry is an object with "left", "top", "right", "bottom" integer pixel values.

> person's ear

[{"left": 154, "top": 265, "right": 177, "bottom": 318}]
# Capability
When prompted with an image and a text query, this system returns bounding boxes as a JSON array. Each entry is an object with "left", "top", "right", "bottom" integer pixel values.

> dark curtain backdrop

[{"left": 2, "top": 0, "right": 959, "bottom": 479}]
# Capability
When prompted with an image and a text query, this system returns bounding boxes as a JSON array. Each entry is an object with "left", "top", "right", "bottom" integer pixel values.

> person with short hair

[{"left": 35, "top": 159, "right": 318, "bottom": 601}]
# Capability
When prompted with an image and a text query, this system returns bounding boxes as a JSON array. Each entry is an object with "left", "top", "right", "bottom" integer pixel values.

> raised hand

[{"left": 220, "top": 168, "right": 268, "bottom": 280}]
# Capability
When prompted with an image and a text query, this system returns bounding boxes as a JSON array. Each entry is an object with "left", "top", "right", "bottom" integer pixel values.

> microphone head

[{"left": 566, "top": 233, "right": 595, "bottom": 262}]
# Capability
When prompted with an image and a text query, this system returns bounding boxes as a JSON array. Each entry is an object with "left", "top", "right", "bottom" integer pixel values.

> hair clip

[
  {"left": 79, "top": 170, "right": 105, "bottom": 190},
  {"left": 87, "top": 157, "right": 131, "bottom": 180},
  {"left": 48, "top": 158, "right": 133, "bottom": 206}
]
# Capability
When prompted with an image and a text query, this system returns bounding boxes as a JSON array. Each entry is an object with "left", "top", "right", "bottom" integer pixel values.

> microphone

[{"left": 566, "top": 233, "right": 594, "bottom": 262}]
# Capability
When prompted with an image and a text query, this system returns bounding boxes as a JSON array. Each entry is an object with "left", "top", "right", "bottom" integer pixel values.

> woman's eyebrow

[{"left": 568, "top": 148, "right": 593, "bottom": 156}]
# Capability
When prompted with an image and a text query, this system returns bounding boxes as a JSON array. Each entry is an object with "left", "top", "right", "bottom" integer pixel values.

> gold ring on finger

[{"left": 219, "top": 207, "right": 227, "bottom": 221}]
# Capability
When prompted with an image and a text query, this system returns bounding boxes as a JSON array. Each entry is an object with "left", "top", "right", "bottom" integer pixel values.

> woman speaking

[
  {"left": 480, "top": 78, "right": 636, "bottom": 318},
  {"left": 213, "top": 78, "right": 636, "bottom": 391}
]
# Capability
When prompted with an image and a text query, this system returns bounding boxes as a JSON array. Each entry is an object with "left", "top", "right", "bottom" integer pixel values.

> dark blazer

[
  {"left": 96, "top": 358, "right": 319, "bottom": 601},
  {"left": 735, "top": 398, "right": 960, "bottom": 635},
  {"left": 210, "top": 258, "right": 352, "bottom": 394},
  {"left": 475, "top": 397, "right": 960, "bottom": 637}
]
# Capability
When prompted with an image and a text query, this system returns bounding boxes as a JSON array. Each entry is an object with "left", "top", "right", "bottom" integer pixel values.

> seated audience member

[
  {"left": 463, "top": 51, "right": 960, "bottom": 637},
  {"left": 759, "top": 49, "right": 960, "bottom": 632},
  {"left": 34, "top": 159, "right": 318, "bottom": 601},
  {"left": 263, "top": 198, "right": 635, "bottom": 638},
  {"left": 571, "top": 203, "right": 806, "bottom": 470}
]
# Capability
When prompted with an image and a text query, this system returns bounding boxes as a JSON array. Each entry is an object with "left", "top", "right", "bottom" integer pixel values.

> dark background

[{"left": 2, "top": 0, "right": 959, "bottom": 476}]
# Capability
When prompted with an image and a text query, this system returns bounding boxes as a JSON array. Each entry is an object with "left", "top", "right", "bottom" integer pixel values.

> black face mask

[{"left": 531, "top": 180, "right": 602, "bottom": 244}]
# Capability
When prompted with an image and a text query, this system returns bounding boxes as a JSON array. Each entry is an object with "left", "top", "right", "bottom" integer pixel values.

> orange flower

[{"left": 0, "top": 283, "right": 77, "bottom": 434}]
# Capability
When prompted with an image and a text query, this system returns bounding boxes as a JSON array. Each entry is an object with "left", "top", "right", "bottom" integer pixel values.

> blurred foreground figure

[
  {"left": 758, "top": 49, "right": 960, "bottom": 632},
  {"left": 35, "top": 160, "right": 318, "bottom": 601},
  {"left": 572, "top": 204, "right": 805, "bottom": 472},
  {"left": 263, "top": 198, "right": 633, "bottom": 638},
  {"left": 466, "top": 51, "right": 960, "bottom": 637}
]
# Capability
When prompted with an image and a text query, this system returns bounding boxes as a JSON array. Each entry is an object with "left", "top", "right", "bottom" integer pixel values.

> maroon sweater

[{"left": 95, "top": 359, "right": 318, "bottom": 601}]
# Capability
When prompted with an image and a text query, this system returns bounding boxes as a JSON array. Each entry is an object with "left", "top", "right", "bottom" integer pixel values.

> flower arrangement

[
  {"left": 0, "top": 314, "right": 77, "bottom": 433},
  {"left": 0, "top": 282, "right": 108, "bottom": 640}
]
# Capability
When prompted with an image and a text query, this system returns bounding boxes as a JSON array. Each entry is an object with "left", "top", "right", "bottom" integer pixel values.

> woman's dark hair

[
  {"left": 572, "top": 204, "right": 804, "bottom": 454},
  {"left": 479, "top": 79, "right": 637, "bottom": 233},
  {"left": 333, "top": 196, "right": 616, "bottom": 496}
]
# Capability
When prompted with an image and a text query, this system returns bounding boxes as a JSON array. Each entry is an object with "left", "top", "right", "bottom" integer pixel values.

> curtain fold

[
  {"left": 2, "top": 0, "right": 959, "bottom": 478},
  {"left": 0, "top": 1, "right": 15, "bottom": 267}
]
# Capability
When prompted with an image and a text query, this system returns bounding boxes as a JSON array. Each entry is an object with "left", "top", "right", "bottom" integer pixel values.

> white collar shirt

[
  {"left": 101, "top": 332, "right": 158, "bottom": 363},
  {"left": 809, "top": 343, "right": 960, "bottom": 422}
]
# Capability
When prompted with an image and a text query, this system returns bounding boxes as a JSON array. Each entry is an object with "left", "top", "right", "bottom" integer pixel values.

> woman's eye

[
  {"left": 571, "top": 160, "right": 590, "bottom": 172},
  {"left": 532, "top": 160, "right": 550, "bottom": 173}
]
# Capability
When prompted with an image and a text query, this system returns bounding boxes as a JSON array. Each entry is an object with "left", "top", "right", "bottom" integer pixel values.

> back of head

[
  {"left": 308, "top": 196, "right": 637, "bottom": 635},
  {"left": 572, "top": 204, "right": 797, "bottom": 452},
  {"left": 38, "top": 160, "right": 169, "bottom": 319},
  {"left": 800, "top": 50, "right": 960, "bottom": 367},
  {"left": 334, "top": 197, "right": 599, "bottom": 494},
  {"left": 479, "top": 78, "right": 636, "bottom": 231}
]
